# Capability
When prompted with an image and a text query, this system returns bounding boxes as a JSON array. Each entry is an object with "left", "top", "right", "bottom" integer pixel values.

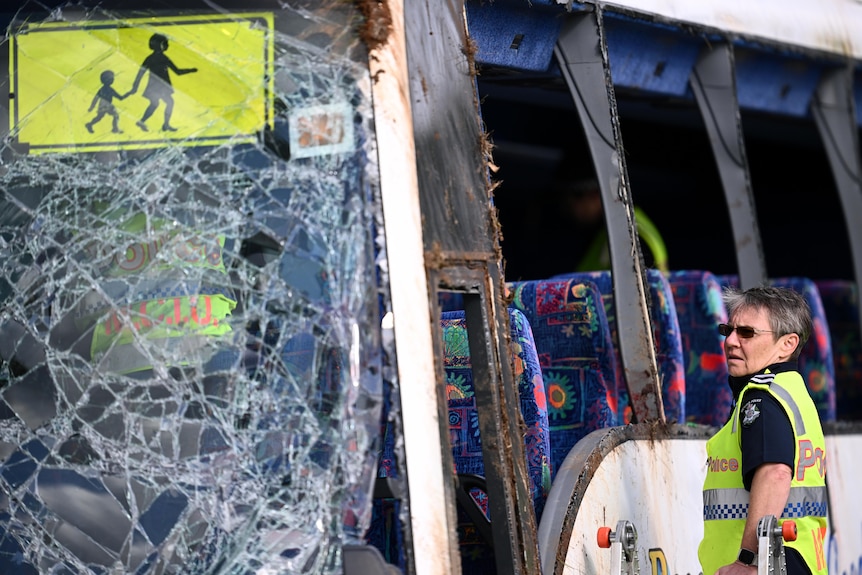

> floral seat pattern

[
  {"left": 814, "top": 279, "right": 862, "bottom": 421},
  {"left": 508, "top": 278, "right": 618, "bottom": 478},
  {"left": 667, "top": 270, "right": 732, "bottom": 426},
  {"left": 552, "top": 270, "right": 686, "bottom": 424},
  {"left": 441, "top": 307, "right": 552, "bottom": 573},
  {"left": 368, "top": 306, "right": 552, "bottom": 573},
  {"left": 442, "top": 308, "right": 552, "bottom": 518}
]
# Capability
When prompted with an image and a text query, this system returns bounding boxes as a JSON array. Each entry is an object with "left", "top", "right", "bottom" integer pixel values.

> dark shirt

[{"left": 737, "top": 388, "right": 794, "bottom": 490}]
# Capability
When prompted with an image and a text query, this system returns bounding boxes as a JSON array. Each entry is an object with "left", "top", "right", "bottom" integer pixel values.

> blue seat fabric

[
  {"left": 368, "top": 307, "right": 552, "bottom": 574},
  {"left": 814, "top": 280, "right": 862, "bottom": 421},
  {"left": 667, "top": 270, "right": 732, "bottom": 426},
  {"left": 508, "top": 278, "right": 618, "bottom": 478},
  {"left": 551, "top": 270, "right": 687, "bottom": 424},
  {"left": 442, "top": 308, "right": 552, "bottom": 572}
]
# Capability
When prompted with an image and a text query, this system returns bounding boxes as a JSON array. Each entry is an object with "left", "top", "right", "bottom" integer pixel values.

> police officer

[{"left": 699, "top": 285, "right": 828, "bottom": 575}]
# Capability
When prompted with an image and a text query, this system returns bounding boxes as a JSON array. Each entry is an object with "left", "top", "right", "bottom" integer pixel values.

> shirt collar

[{"left": 728, "top": 360, "right": 799, "bottom": 397}]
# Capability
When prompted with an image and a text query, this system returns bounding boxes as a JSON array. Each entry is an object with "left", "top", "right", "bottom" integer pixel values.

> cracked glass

[{"left": 0, "top": 1, "right": 389, "bottom": 573}]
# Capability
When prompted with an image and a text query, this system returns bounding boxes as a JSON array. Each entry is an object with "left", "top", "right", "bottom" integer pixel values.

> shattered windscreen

[{"left": 0, "top": 1, "right": 388, "bottom": 573}]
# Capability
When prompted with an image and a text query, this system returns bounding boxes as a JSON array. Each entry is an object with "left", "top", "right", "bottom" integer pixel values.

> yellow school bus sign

[{"left": 9, "top": 13, "right": 274, "bottom": 154}]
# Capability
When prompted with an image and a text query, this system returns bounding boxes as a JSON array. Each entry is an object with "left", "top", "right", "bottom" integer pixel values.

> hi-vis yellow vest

[
  {"left": 75, "top": 213, "right": 236, "bottom": 374},
  {"left": 698, "top": 369, "right": 828, "bottom": 575},
  {"left": 576, "top": 206, "right": 669, "bottom": 273}
]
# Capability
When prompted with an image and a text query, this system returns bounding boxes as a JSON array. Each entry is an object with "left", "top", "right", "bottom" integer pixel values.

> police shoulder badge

[{"left": 741, "top": 400, "right": 761, "bottom": 426}]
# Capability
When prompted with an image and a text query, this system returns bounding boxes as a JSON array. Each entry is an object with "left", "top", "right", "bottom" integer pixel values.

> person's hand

[{"left": 713, "top": 561, "right": 757, "bottom": 575}]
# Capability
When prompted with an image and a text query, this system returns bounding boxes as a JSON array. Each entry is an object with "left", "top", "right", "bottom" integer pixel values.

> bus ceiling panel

[
  {"left": 465, "top": 0, "right": 565, "bottom": 73},
  {"left": 601, "top": 12, "right": 832, "bottom": 119},
  {"left": 734, "top": 48, "right": 824, "bottom": 118},
  {"left": 469, "top": 1, "right": 862, "bottom": 121},
  {"left": 603, "top": 16, "right": 702, "bottom": 98}
]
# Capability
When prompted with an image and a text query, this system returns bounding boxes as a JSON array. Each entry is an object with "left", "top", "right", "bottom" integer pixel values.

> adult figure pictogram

[{"left": 127, "top": 33, "right": 197, "bottom": 132}]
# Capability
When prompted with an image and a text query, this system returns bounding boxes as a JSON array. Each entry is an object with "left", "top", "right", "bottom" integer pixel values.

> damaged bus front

[{"left": 0, "top": 1, "right": 409, "bottom": 573}]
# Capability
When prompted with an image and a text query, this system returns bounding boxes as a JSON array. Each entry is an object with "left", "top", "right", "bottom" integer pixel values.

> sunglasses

[{"left": 717, "top": 324, "right": 774, "bottom": 338}]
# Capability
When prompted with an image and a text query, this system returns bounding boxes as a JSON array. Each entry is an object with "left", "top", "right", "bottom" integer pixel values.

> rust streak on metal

[
  {"left": 463, "top": 34, "right": 479, "bottom": 78},
  {"left": 425, "top": 250, "right": 496, "bottom": 271},
  {"left": 356, "top": 0, "right": 393, "bottom": 53}
]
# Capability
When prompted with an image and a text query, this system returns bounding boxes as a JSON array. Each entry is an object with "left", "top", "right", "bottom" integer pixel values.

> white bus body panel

[
  {"left": 542, "top": 429, "right": 862, "bottom": 575},
  {"left": 566, "top": 0, "right": 862, "bottom": 59}
]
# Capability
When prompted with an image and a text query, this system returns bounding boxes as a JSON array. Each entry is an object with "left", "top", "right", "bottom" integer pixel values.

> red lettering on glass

[
  {"left": 104, "top": 311, "right": 121, "bottom": 336},
  {"left": 191, "top": 295, "right": 213, "bottom": 326},
  {"left": 138, "top": 301, "right": 152, "bottom": 328}
]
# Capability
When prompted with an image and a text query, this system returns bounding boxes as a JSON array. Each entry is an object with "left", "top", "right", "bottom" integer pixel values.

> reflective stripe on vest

[
  {"left": 732, "top": 373, "right": 805, "bottom": 435},
  {"left": 703, "top": 485, "right": 828, "bottom": 520}
]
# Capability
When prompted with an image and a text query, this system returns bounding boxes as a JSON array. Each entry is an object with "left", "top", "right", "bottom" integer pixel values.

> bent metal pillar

[
  {"left": 690, "top": 43, "right": 767, "bottom": 290},
  {"left": 554, "top": 8, "right": 665, "bottom": 424},
  {"left": 811, "top": 66, "right": 862, "bottom": 345}
]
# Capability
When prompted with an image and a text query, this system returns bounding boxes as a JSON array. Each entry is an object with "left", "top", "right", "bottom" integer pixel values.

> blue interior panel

[
  {"left": 604, "top": 16, "right": 702, "bottom": 98},
  {"left": 734, "top": 47, "right": 823, "bottom": 118},
  {"left": 465, "top": 1, "right": 563, "bottom": 72}
]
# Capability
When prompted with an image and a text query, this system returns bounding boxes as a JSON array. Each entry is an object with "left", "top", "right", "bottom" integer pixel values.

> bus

[{"left": 0, "top": 1, "right": 859, "bottom": 574}]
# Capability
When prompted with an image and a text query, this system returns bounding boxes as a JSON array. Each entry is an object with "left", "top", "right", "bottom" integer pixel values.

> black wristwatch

[{"left": 737, "top": 548, "right": 757, "bottom": 566}]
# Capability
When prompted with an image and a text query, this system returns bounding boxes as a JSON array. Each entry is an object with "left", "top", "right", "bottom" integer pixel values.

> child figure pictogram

[
  {"left": 126, "top": 33, "right": 197, "bottom": 132},
  {"left": 85, "top": 70, "right": 126, "bottom": 134}
]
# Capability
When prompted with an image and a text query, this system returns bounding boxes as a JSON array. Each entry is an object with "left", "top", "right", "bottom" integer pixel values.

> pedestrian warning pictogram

[{"left": 8, "top": 13, "right": 274, "bottom": 155}]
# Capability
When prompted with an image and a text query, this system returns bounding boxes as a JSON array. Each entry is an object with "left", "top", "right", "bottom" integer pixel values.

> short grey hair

[{"left": 722, "top": 285, "right": 812, "bottom": 360}]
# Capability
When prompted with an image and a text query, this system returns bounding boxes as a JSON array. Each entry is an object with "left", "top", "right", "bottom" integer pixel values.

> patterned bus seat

[
  {"left": 552, "top": 270, "right": 686, "bottom": 424},
  {"left": 441, "top": 308, "right": 552, "bottom": 572},
  {"left": 508, "top": 278, "right": 618, "bottom": 477},
  {"left": 666, "top": 270, "right": 732, "bottom": 426},
  {"left": 814, "top": 279, "right": 862, "bottom": 421},
  {"left": 368, "top": 307, "right": 552, "bottom": 573}
]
